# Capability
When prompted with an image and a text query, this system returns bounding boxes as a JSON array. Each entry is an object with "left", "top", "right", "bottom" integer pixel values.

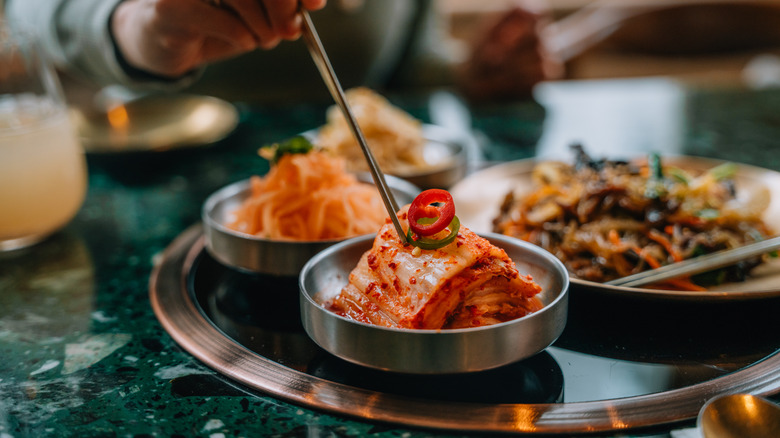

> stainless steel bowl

[
  {"left": 202, "top": 174, "right": 420, "bottom": 276},
  {"left": 304, "top": 123, "right": 468, "bottom": 190},
  {"left": 402, "top": 124, "right": 468, "bottom": 190},
  {"left": 299, "top": 233, "right": 569, "bottom": 374}
]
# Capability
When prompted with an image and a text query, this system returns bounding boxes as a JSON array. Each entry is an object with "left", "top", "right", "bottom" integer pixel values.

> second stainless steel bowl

[
  {"left": 202, "top": 174, "right": 420, "bottom": 276},
  {"left": 304, "top": 123, "right": 468, "bottom": 190},
  {"left": 299, "top": 233, "right": 569, "bottom": 374}
]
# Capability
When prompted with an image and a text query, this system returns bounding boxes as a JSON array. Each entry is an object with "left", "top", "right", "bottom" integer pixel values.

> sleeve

[{"left": 4, "top": 0, "right": 201, "bottom": 90}]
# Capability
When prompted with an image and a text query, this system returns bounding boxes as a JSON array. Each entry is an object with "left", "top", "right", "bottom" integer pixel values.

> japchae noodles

[{"left": 493, "top": 145, "right": 774, "bottom": 290}]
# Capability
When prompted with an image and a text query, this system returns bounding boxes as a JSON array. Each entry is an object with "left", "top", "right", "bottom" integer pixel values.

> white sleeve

[{"left": 5, "top": 0, "right": 200, "bottom": 90}]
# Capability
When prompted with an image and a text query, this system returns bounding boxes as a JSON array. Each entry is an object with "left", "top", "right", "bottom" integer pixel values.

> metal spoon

[
  {"left": 299, "top": 9, "right": 407, "bottom": 244},
  {"left": 698, "top": 393, "right": 780, "bottom": 438}
]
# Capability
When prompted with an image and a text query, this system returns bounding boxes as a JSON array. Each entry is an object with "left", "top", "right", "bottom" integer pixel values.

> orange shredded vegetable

[{"left": 227, "top": 150, "right": 387, "bottom": 241}]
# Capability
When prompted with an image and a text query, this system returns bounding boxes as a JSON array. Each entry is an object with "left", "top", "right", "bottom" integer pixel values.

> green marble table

[{"left": 3, "top": 78, "right": 780, "bottom": 437}]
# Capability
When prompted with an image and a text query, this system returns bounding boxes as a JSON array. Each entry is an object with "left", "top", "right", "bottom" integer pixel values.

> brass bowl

[{"left": 74, "top": 93, "right": 239, "bottom": 153}]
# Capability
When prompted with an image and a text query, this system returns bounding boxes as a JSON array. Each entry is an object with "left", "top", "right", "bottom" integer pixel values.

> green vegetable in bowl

[{"left": 259, "top": 135, "right": 314, "bottom": 164}]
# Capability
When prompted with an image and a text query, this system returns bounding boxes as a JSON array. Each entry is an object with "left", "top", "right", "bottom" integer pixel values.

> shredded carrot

[
  {"left": 662, "top": 278, "right": 708, "bottom": 292},
  {"left": 647, "top": 229, "right": 683, "bottom": 262},
  {"left": 631, "top": 245, "right": 661, "bottom": 269},
  {"left": 629, "top": 244, "right": 704, "bottom": 290},
  {"left": 608, "top": 229, "right": 623, "bottom": 247},
  {"left": 227, "top": 150, "right": 387, "bottom": 240}
]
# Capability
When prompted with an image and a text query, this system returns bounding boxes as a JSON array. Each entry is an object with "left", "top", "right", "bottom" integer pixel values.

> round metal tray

[{"left": 150, "top": 224, "right": 780, "bottom": 435}]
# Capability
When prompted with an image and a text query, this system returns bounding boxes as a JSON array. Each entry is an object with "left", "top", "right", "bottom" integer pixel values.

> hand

[
  {"left": 457, "top": 3, "right": 563, "bottom": 102},
  {"left": 111, "top": 0, "right": 326, "bottom": 79}
]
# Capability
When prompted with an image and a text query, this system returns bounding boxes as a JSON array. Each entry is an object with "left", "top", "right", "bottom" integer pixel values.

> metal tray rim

[{"left": 149, "top": 224, "right": 780, "bottom": 435}]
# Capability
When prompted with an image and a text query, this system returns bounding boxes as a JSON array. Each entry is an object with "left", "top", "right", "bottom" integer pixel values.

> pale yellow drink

[{"left": 0, "top": 100, "right": 87, "bottom": 250}]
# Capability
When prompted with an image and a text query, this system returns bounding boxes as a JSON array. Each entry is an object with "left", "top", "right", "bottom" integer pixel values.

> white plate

[{"left": 450, "top": 156, "right": 780, "bottom": 301}]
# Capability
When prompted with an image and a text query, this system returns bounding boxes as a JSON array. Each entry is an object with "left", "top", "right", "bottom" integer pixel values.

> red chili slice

[{"left": 408, "top": 189, "right": 456, "bottom": 236}]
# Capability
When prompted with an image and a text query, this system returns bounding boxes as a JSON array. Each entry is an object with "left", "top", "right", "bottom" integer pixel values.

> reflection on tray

[
  {"left": 189, "top": 249, "right": 780, "bottom": 404},
  {"left": 308, "top": 350, "right": 564, "bottom": 404},
  {"left": 192, "top": 253, "right": 319, "bottom": 371},
  {"left": 191, "top": 251, "right": 564, "bottom": 403},
  {"left": 557, "top": 287, "right": 780, "bottom": 367}
]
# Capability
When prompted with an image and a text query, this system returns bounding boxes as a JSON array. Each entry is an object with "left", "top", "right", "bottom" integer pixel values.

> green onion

[
  {"left": 648, "top": 152, "right": 664, "bottom": 180},
  {"left": 690, "top": 245, "right": 707, "bottom": 258},
  {"left": 696, "top": 208, "right": 720, "bottom": 219},
  {"left": 644, "top": 152, "right": 666, "bottom": 199},
  {"left": 259, "top": 135, "right": 314, "bottom": 164},
  {"left": 407, "top": 216, "right": 460, "bottom": 250},
  {"left": 692, "top": 269, "right": 728, "bottom": 286},
  {"left": 667, "top": 167, "right": 691, "bottom": 185},
  {"left": 708, "top": 162, "right": 737, "bottom": 181}
]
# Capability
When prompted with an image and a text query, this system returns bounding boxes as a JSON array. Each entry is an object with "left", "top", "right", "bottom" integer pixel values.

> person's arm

[
  {"left": 5, "top": 0, "right": 154, "bottom": 88},
  {"left": 111, "top": 0, "right": 325, "bottom": 80},
  {"left": 5, "top": 0, "right": 325, "bottom": 89}
]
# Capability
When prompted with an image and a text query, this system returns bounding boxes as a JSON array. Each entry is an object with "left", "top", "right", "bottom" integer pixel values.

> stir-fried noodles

[{"left": 493, "top": 146, "right": 774, "bottom": 290}]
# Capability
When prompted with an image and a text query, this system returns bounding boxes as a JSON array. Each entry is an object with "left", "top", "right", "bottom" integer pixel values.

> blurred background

[
  {"left": 442, "top": 0, "right": 780, "bottom": 88},
  {"left": 50, "top": 0, "right": 780, "bottom": 111}
]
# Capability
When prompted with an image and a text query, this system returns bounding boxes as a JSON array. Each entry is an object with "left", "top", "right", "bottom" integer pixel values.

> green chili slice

[{"left": 407, "top": 216, "right": 460, "bottom": 250}]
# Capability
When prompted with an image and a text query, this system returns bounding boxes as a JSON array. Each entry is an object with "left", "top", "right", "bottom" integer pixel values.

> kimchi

[{"left": 326, "top": 207, "right": 543, "bottom": 330}]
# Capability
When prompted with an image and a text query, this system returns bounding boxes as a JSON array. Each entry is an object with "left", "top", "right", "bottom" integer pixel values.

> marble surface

[{"left": 2, "top": 78, "right": 780, "bottom": 437}]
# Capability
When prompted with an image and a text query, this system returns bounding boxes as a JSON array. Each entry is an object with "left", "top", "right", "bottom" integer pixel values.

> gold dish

[{"left": 73, "top": 94, "right": 239, "bottom": 153}]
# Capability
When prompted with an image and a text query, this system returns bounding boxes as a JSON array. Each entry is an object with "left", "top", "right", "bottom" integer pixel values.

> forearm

[{"left": 5, "top": 0, "right": 199, "bottom": 89}]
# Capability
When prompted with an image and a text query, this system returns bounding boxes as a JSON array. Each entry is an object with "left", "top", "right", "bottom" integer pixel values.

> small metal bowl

[
  {"left": 401, "top": 124, "right": 468, "bottom": 190},
  {"left": 299, "top": 233, "right": 569, "bottom": 374},
  {"left": 202, "top": 174, "right": 420, "bottom": 276},
  {"left": 304, "top": 124, "right": 468, "bottom": 190}
]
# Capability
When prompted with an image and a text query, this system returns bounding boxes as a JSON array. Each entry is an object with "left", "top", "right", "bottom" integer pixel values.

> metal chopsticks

[
  {"left": 299, "top": 10, "right": 408, "bottom": 244},
  {"left": 606, "top": 235, "right": 780, "bottom": 288}
]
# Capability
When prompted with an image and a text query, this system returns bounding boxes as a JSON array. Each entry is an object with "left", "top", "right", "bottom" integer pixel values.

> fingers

[
  {"left": 113, "top": 0, "right": 262, "bottom": 76},
  {"left": 262, "top": 0, "right": 301, "bottom": 40},
  {"left": 218, "top": 0, "right": 326, "bottom": 48},
  {"left": 300, "top": 0, "right": 326, "bottom": 11},
  {"left": 112, "top": 0, "right": 328, "bottom": 78},
  {"left": 198, "top": 37, "right": 252, "bottom": 64},
  {"left": 157, "top": 0, "right": 256, "bottom": 50}
]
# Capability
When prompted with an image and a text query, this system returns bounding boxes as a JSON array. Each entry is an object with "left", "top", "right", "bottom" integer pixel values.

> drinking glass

[{"left": 0, "top": 21, "right": 87, "bottom": 251}]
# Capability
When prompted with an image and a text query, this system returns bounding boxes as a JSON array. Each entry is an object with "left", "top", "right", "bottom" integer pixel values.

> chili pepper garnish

[
  {"left": 407, "top": 189, "right": 456, "bottom": 236},
  {"left": 406, "top": 189, "right": 460, "bottom": 250}
]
